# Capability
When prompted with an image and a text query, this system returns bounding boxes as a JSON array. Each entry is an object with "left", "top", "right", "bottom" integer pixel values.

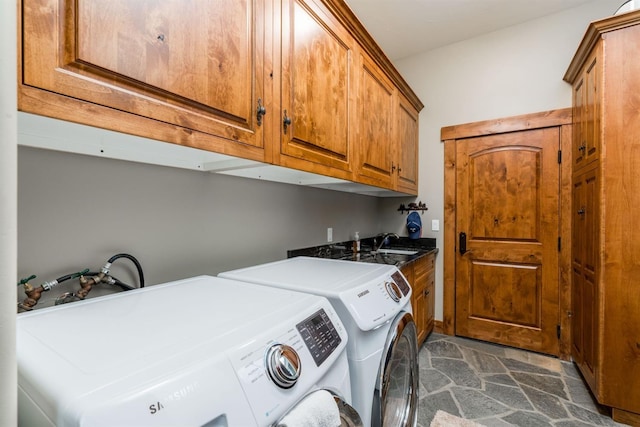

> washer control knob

[
  {"left": 265, "top": 344, "right": 301, "bottom": 389},
  {"left": 385, "top": 280, "right": 402, "bottom": 302}
]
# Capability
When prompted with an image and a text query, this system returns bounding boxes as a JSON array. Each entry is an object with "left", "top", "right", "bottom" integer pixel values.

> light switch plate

[
  {"left": 431, "top": 220, "right": 440, "bottom": 231},
  {"left": 327, "top": 227, "right": 333, "bottom": 242}
]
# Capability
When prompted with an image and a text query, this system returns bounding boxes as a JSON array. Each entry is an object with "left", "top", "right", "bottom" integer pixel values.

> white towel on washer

[{"left": 277, "top": 390, "right": 341, "bottom": 427}]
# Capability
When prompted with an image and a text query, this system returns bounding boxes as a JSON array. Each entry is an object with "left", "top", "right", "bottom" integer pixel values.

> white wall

[
  {"left": 390, "top": 0, "right": 621, "bottom": 321},
  {"left": 1, "top": 0, "right": 17, "bottom": 424}
]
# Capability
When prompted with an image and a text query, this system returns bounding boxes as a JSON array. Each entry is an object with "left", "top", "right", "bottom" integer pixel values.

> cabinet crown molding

[{"left": 564, "top": 9, "right": 640, "bottom": 83}]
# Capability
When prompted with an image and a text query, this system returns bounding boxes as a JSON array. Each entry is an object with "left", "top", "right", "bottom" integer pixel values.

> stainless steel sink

[
  {"left": 341, "top": 251, "right": 415, "bottom": 267},
  {"left": 373, "top": 248, "right": 419, "bottom": 256}
]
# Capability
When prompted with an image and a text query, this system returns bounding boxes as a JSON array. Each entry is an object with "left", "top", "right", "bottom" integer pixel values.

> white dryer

[
  {"left": 220, "top": 257, "right": 419, "bottom": 427},
  {"left": 17, "top": 275, "right": 362, "bottom": 427}
]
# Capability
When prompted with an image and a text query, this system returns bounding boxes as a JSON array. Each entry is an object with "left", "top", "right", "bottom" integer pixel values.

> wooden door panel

[
  {"left": 571, "top": 269, "right": 584, "bottom": 361},
  {"left": 469, "top": 148, "right": 540, "bottom": 241},
  {"left": 281, "top": 0, "right": 353, "bottom": 171},
  {"left": 571, "top": 175, "right": 586, "bottom": 364},
  {"left": 571, "top": 167, "right": 598, "bottom": 388},
  {"left": 23, "top": 0, "right": 266, "bottom": 148},
  {"left": 425, "top": 273, "right": 435, "bottom": 337},
  {"left": 573, "top": 77, "right": 586, "bottom": 166},
  {"left": 585, "top": 54, "right": 600, "bottom": 162},
  {"left": 77, "top": 0, "right": 252, "bottom": 122},
  {"left": 468, "top": 261, "right": 541, "bottom": 327},
  {"left": 456, "top": 127, "right": 560, "bottom": 356},
  {"left": 584, "top": 172, "right": 598, "bottom": 275}
]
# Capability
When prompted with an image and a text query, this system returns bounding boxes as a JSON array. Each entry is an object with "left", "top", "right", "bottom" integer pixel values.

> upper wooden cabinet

[
  {"left": 396, "top": 94, "right": 420, "bottom": 193},
  {"left": 21, "top": 0, "right": 272, "bottom": 161},
  {"left": 565, "top": 10, "right": 640, "bottom": 425},
  {"left": 19, "top": 0, "right": 423, "bottom": 194},
  {"left": 355, "top": 53, "right": 396, "bottom": 188},
  {"left": 355, "top": 54, "right": 420, "bottom": 192},
  {"left": 277, "top": 0, "right": 356, "bottom": 179}
]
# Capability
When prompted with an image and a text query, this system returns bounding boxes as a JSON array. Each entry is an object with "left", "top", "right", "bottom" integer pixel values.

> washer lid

[
  {"left": 18, "top": 276, "right": 321, "bottom": 373},
  {"left": 17, "top": 275, "right": 346, "bottom": 426}
]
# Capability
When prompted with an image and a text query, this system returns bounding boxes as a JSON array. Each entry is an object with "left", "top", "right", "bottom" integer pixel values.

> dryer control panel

[
  {"left": 297, "top": 308, "right": 343, "bottom": 366},
  {"left": 340, "top": 270, "right": 412, "bottom": 332},
  {"left": 230, "top": 302, "right": 348, "bottom": 426}
]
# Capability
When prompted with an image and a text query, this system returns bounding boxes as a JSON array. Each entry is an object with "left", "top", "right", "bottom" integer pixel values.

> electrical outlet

[
  {"left": 327, "top": 227, "right": 333, "bottom": 242},
  {"left": 431, "top": 220, "right": 440, "bottom": 232}
]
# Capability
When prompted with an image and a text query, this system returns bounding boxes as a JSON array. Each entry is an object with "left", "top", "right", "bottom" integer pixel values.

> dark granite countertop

[{"left": 288, "top": 236, "right": 438, "bottom": 268}]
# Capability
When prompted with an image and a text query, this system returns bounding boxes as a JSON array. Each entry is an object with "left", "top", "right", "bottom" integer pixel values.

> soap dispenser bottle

[{"left": 353, "top": 232, "right": 361, "bottom": 253}]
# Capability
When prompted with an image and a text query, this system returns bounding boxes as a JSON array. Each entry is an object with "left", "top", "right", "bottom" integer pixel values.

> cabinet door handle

[
  {"left": 578, "top": 143, "right": 586, "bottom": 153},
  {"left": 391, "top": 162, "right": 396, "bottom": 172},
  {"left": 256, "top": 98, "right": 266, "bottom": 126},
  {"left": 283, "top": 110, "right": 292, "bottom": 134},
  {"left": 577, "top": 207, "right": 586, "bottom": 215}
]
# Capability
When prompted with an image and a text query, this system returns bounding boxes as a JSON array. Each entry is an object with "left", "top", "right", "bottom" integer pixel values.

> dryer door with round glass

[{"left": 373, "top": 311, "right": 419, "bottom": 427}]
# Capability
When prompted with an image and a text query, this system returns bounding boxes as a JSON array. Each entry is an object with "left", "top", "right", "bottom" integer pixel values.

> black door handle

[{"left": 459, "top": 232, "right": 467, "bottom": 255}]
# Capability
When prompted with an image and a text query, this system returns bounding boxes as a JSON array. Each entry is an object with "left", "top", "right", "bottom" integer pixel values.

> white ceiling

[{"left": 343, "top": 0, "right": 621, "bottom": 60}]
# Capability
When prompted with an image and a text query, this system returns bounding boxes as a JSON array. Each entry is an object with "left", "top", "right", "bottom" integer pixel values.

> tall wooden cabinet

[{"left": 565, "top": 11, "right": 640, "bottom": 424}]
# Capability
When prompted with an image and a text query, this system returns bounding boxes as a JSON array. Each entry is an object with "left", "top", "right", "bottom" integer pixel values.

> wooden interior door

[{"left": 455, "top": 127, "right": 561, "bottom": 356}]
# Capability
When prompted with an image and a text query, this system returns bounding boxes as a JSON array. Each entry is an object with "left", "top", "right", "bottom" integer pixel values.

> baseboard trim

[{"left": 612, "top": 408, "right": 640, "bottom": 426}]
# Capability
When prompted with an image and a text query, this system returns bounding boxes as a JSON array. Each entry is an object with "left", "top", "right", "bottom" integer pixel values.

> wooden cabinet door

[
  {"left": 404, "top": 254, "right": 436, "bottom": 346},
  {"left": 424, "top": 253, "right": 436, "bottom": 339},
  {"left": 403, "top": 261, "right": 427, "bottom": 345},
  {"left": 396, "top": 95, "right": 419, "bottom": 194},
  {"left": 571, "top": 166, "right": 599, "bottom": 391},
  {"left": 279, "top": 0, "right": 356, "bottom": 176},
  {"left": 413, "top": 282, "right": 426, "bottom": 345},
  {"left": 412, "top": 259, "right": 427, "bottom": 345},
  {"left": 455, "top": 127, "right": 561, "bottom": 356},
  {"left": 573, "top": 76, "right": 586, "bottom": 166},
  {"left": 573, "top": 50, "right": 600, "bottom": 169},
  {"left": 571, "top": 173, "right": 586, "bottom": 366},
  {"left": 355, "top": 54, "right": 395, "bottom": 188},
  {"left": 22, "top": 0, "right": 270, "bottom": 156},
  {"left": 584, "top": 52, "right": 600, "bottom": 164},
  {"left": 425, "top": 270, "right": 435, "bottom": 338}
]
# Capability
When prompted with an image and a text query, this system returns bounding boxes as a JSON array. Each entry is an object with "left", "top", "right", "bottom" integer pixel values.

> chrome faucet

[{"left": 373, "top": 233, "right": 399, "bottom": 253}]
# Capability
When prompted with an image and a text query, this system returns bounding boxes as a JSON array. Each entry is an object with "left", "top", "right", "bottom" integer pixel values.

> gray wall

[{"left": 18, "top": 146, "right": 393, "bottom": 308}]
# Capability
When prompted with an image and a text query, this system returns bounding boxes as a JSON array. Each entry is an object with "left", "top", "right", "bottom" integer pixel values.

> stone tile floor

[{"left": 418, "top": 333, "right": 628, "bottom": 427}]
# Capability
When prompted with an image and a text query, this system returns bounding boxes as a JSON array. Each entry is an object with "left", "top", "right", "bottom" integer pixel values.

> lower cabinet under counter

[{"left": 401, "top": 252, "right": 435, "bottom": 346}]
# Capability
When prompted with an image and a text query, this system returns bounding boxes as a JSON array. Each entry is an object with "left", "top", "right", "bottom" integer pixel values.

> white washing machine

[
  {"left": 220, "top": 257, "right": 419, "bottom": 427},
  {"left": 17, "top": 275, "right": 362, "bottom": 427}
]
